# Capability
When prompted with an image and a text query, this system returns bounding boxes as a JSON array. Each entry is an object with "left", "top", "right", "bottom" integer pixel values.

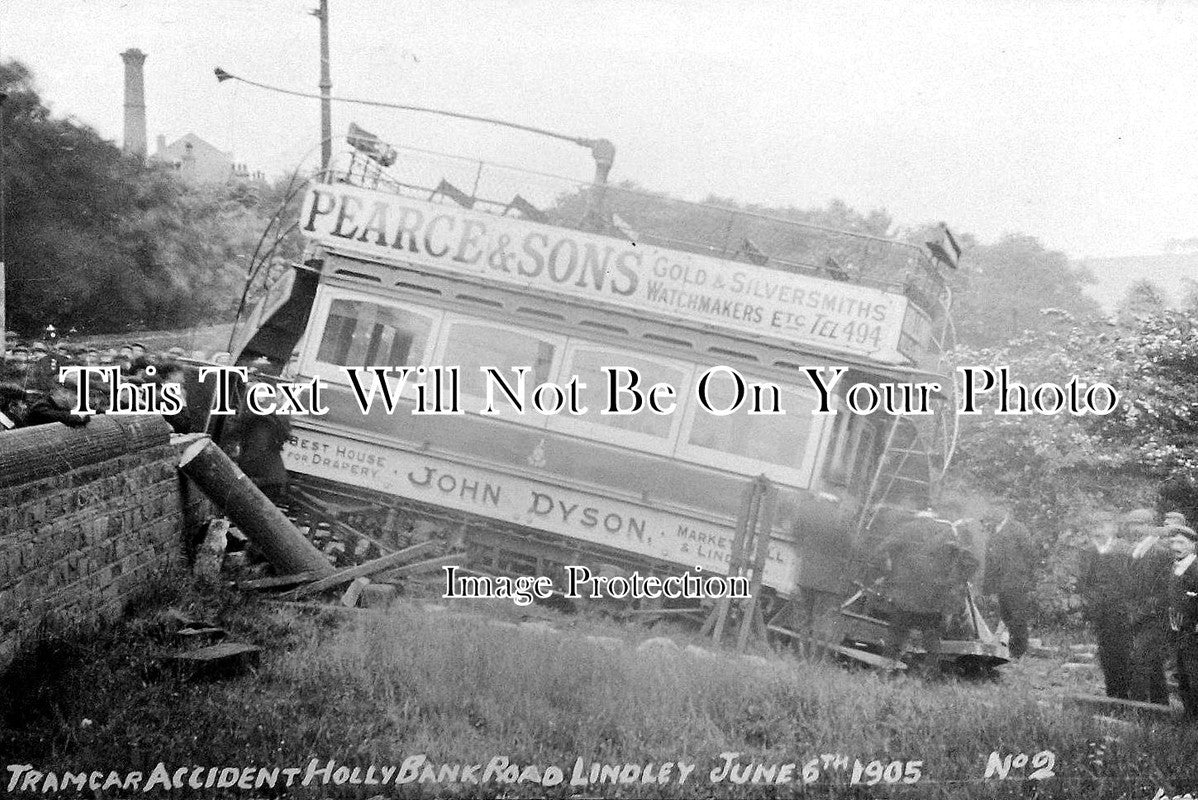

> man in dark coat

[
  {"left": 1167, "top": 520, "right": 1198, "bottom": 716},
  {"left": 24, "top": 379, "right": 89, "bottom": 428},
  {"left": 874, "top": 511, "right": 979, "bottom": 670},
  {"left": 1126, "top": 509, "right": 1172, "bottom": 705},
  {"left": 982, "top": 510, "right": 1036, "bottom": 658},
  {"left": 1078, "top": 514, "right": 1133, "bottom": 699},
  {"left": 0, "top": 382, "right": 28, "bottom": 430},
  {"left": 226, "top": 402, "right": 291, "bottom": 503}
]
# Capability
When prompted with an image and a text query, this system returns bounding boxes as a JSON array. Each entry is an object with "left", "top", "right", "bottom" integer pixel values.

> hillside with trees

[{"left": 0, "top": 59, "right": 298, "bottom": 336}]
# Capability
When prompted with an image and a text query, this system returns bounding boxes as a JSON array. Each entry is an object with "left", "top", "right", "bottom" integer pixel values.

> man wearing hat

[
  {"left": 1078, "top": 513, "right": 1134, "bottom": 698},
  {"left": 1126, "top": 508, "right": 1172, "bottom": 705},
  {"left": 2, "top": 345, "right": 30, "bottom": 383},
  {"left": 24, "top": 341, "right": 55, "bottom": 391},
  {"left": 873, "top": 509, "right": 980, "bottom": 674},
  {"left": 1167, "top": 521, "right": 1198, "bottom": 716},
  {"left": 981, "top": 508, "right": 1036, "bottom": 659},
  {"left": 24, "top": 377, "right": 89, "bottom": 428},
  {"left": 0, "top": 383, "right": 28, "bottom": 429}
]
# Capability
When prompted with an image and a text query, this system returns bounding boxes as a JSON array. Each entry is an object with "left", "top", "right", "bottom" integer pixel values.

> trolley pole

[{"left": 316, "top": 0, "right": 332, "bottom": 171}]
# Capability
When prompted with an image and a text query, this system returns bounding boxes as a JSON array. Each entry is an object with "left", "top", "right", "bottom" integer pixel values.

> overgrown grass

[{"left": 3, "top": 587, "right": 1197, "bottom": 799}]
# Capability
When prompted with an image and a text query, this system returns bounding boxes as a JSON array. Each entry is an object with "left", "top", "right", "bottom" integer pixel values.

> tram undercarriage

[{"left": 274, "top": 472, "right": 1009, "bottom": 674}]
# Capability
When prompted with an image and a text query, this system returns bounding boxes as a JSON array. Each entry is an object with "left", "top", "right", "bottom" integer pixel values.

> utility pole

[
  {"left": 0, "top": 91, "right": 7, "bottom": 347},
  {"left": 315, "top": 0, "right": 332, "bottom": 171},
  {"left": 214, "top": 66, "right": 617, "bottom": 220}
]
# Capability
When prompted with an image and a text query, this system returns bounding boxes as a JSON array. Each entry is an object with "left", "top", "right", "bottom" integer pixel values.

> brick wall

[{"left": 0, "top": 415, "right": 211, "bottom": 669}]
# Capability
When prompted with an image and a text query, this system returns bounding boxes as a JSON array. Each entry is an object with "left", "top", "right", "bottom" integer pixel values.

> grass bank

[{"left": 2, "top": 585, "right": 1196, "bottom": 799}]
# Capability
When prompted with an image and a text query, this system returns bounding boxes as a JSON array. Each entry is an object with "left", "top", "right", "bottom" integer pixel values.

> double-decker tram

[{"left": 230, "top": 133, "right": 1005, "bottom": 667}]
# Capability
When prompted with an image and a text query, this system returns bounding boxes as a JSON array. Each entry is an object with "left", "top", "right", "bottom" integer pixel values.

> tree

[
  {"left": 1182, "top": 278, "right": 1198, "bottom": 313},
  {"left": 1, "top": 60, "right": 290, "bottom": 334},
  {"left": 1116, "top": 278, "right": 1170, "bottom": 326},
  {"left": 949, "top": 307, "right": 1198, "bottom": 621},
  {"left": 947, "top": 234, "right": 1103, "bottom": 349}
]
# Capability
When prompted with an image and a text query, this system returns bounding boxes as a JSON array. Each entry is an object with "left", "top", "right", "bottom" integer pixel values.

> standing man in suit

[
  {"left": 875, "top": 511, "right": 979, "bottom": 674},
  {"left": 1167, "top": 520, "right": 1198, "bottom": 716},
  {"left": 1126, "top": 509, "right": 1172, "bottom": 705},
  {"left": 1078, "top": 513, "right": 1133, "bottom": 699},
  {"left": 982, "top": 509, "right": 1036, "bottom": 659}
]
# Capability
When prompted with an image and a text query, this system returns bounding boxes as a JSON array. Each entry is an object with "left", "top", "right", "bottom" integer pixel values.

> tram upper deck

[{"left": 268, "top": 145, "right": 951, "bottom": 376}]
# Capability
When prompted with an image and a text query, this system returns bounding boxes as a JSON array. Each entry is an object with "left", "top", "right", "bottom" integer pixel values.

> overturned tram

[{"left": 227, "top": 135, "right": 1007, "bottom": 669}]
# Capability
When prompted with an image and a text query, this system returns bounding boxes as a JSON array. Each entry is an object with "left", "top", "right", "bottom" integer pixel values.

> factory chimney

[{"left": 120, "top": 48, "right": 147, "bottom": 159}]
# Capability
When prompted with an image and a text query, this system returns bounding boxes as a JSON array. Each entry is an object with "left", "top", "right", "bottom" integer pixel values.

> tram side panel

[{"left": 283, "top": 402, "right": 808, "bottom": 594}]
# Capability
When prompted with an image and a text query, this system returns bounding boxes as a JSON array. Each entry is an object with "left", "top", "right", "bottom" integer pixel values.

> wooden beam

[
  {"left": 373, "top": 552, "right": 463, "bottom": 582},
  {"left": 179, "top": 438, "right": 333, "bottom": 577},
  {"left": 166, "top": 642, "right": 262, "bottom": 679},
  {"left": 288, "top": 489, "right": 398, "bottom": 555},
  {"left": 1065, "top": 694, "right": 1176, "bottom": 717},
  {"left": 281, "top": 540, "right": 441, "bottom": 600},
  {"left": 236, "top": 571, "right": 325, "bottom": 590}
]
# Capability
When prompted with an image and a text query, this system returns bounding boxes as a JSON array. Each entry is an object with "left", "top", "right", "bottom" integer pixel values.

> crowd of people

[
  {"left": 0, "top": 334, "right": 288, "bottom": 499},
  {"left": 1080, "top": 508, "right": 1198, "bottom": 716},
  {"left": 0, "top": 337, "right": 223, "bottom": 432},
  {"left": 867, "top": 506, "right": 1035, "bottom": 669}
]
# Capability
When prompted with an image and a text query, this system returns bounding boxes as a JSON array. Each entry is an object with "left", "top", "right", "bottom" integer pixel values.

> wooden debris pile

[
  {"left": 146, "top": 608, "right": 262, "bottom": 682},
  {"left": 178, "top": 435, "right": 462, "bottom": 609}
]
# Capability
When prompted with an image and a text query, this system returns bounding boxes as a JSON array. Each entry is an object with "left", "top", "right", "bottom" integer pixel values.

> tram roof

[{"left": 295, "top": 145, "right": 952, "bottom": 373}]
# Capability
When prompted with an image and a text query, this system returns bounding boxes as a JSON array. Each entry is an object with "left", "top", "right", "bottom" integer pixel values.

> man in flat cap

[
  {"left": 874, "top": 510, "right": 979, "bottom": 674},
  {"left": 24, "top": 377, "right": 89, "bottom": 428},
  {"left": 1126, "top": 508, "right": 1172, "bottom": 705},
  {"left": 981, "top": 507, "right": 1036, "bottom": 658},
  {"left": 1167, "top": 521, "right": 1198, "bottom": 716},
  {"left": 0, "top": 382, "right": 28, "bottom": 430},
  {"left": 1078, "top": 513, "right": 1133, "bottom": 698}
]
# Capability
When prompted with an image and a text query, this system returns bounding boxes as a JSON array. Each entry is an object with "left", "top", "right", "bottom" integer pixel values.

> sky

[{"left": 3, "top": 0, "right": 1197, "bottom": 304}]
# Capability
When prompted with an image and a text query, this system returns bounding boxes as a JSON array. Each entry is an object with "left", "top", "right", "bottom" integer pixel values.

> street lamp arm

[{"left": 213, "top": 67, "right": 607, "bottom": 154}]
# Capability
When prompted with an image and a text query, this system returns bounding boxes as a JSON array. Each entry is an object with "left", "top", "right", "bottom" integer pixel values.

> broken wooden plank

[
  {"left": 373, "top": 553, "right": 464, "bottom": 582},
  {"left": 288, "top": 488, "right": 399, "bottom": 555},
  {"left": 261, "top": 599, "right": 377, "bottom": 617},
  {"left": 341, "top": 577, "right": 371, "bottom": 607},
  {"left": 176, "top": 627, "right": 227, "bottom": 641},
  {"left": 766, "top": 623, "right": 806, "bottom": 640},
  {"left": 237, "top": 571, "right": 325, "bottom": 591},
  {"left": 166, "top": 642, "right": 262, "bottom": 680},
  {"left": 1065, "top": 693, "right": 1176, "bottom": 718},
  {"left": 831, "top": 643, "right": 908, "bottom": 671},
  {"left": 282, "top": 540, "right": 440, "bottom": 600}
]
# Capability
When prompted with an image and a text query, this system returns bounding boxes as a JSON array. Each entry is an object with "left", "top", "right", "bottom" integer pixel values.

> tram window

[
  {"left": 554, "top": 347, "right": 688, "bottom": 443},
  {"left": 822, "top": 411, "right": 880, "bottom": 492},
  {"left": 440, "top": 320, "right": 557, "bottom": 408},
  {"left": 850, "top": 423, "right": 879, "bottom": 493},
  {"left": 822, "top": 410, "right": 854, "bottom": 486},
  {"left": 314, "top": 298, "right": 434, "bottom": 368},
  {"left": 681, "top": 369, "right": 814, "bottom": 475}
]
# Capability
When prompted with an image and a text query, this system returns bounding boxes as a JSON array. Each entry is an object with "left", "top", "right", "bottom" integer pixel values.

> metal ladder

[{"left": 702, "top": 474, "right": 776, "bottom": 652}]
